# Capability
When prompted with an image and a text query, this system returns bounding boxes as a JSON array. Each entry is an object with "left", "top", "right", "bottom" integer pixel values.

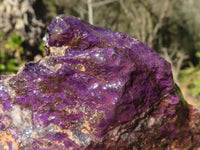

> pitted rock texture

[{"left": 0, "top": 15, "right": 200, "bottom": 150}]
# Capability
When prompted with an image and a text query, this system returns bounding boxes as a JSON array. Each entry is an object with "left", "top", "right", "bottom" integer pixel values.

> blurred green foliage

[
  {"left": 187, "top": 51, "right": 200, "bottom": 97},
  {"left": 39, "top": 42, "right": 47, "bottom": 56},
  {"left": 5, "top": 34, "right": 24, "bottom": 54},
  {"left": 0, "top": 33, "right": 25, "bottom": 74},
  {"left": 179, "top": 51, "right": 200, "bottom": 103}
]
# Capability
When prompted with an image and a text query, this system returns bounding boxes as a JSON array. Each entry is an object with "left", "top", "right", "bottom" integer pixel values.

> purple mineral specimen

[{"left": 0, "top": 15, "right": 200, "bottom": 149}]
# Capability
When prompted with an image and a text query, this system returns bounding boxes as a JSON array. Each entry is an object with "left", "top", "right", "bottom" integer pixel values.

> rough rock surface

[{"left": 0, "top": 15, "right": 200, "bottom": 150}]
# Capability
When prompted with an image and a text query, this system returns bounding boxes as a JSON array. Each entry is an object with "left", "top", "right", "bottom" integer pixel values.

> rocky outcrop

[{"left": 0, "top": 15, "right": 200, "bottom": 149}]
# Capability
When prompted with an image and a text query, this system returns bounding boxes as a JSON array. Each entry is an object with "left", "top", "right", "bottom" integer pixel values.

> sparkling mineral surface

[{"left": 0, "top": 15, "right": 200, "bottom": 149}]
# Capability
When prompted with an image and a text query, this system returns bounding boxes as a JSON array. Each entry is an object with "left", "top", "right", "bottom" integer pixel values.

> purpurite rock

[{"left": 0, "top": 15, "right": 200, "bottom": 149}]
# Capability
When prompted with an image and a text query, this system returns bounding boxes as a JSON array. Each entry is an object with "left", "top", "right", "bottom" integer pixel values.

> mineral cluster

[{"left": 0, "top": 15, "right": 200, "bottom": 150}]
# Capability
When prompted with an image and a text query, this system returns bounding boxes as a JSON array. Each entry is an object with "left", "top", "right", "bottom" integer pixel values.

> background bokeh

[{"left": 0, "top": 0, "right": 200, "bottom": 107}]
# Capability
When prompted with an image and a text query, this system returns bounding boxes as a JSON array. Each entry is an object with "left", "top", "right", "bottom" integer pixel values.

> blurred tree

[
  {"left": 0, "top": 0, "right": 44, "bottom": 46},
  {"left": 42, "top": 0, "right": 84, "bottom": 23}
]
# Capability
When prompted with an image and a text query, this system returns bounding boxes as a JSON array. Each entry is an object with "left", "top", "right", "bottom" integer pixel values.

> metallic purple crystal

[{"left": 0, "top": 15, "right": 200, "bottom": 149}]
